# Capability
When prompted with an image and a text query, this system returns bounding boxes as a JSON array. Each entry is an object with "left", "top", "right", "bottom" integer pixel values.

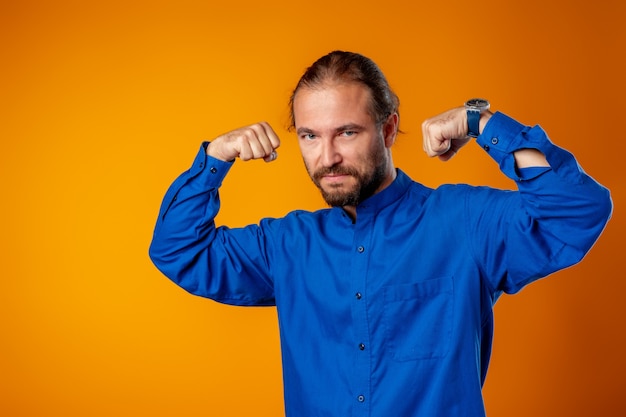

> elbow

[
  {"left": 148, "top": 236, "right": 206, "bottom": 297},
  {"left": 578, "top": 184, "right": 613, "bottom": 254},
  {"left": 148, "top": 238, "right": 171, "bottom": 279},
  {"left": 599, "top": 187, "right": 613, "bottom": 225},
  {"left": 148, "top": 236, "right": 183, "bottom": 284},
  {"left": 590, "top": 184, "right": 613, "bottom": 237}
]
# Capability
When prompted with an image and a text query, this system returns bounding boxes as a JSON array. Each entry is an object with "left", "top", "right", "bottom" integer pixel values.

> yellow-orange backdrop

[{"left": 1, "top": 0, "right": 624, "bottom": 416}]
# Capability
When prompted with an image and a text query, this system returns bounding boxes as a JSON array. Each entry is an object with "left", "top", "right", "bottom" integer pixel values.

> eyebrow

[
  {"left": 296, "top": 123, "right": 367, "bottom": 136},
  {"left": 335, "top": 123, "right": 366, "bottom": 132},
  {"left": 296, "top": 127, "right": 315, "bottom": 136}
]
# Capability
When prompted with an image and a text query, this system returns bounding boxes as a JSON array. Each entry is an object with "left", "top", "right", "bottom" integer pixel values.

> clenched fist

[
  {"left": 422, "top": 107, "right": 491, "bottom": 161},
  {"left": 207, "top": 122, "right": 281, "bottom": 163}
]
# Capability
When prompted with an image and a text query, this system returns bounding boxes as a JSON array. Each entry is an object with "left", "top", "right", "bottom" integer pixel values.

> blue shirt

[{"left": 149, "top": 112, "right": 612, "bottom": 416}]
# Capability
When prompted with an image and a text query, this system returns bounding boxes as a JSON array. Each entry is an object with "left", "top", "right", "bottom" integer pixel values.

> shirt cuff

[
  {"left": 188, "top": 141, "right": 234, "bottom": 188},
  {"left": 477, "top": 112, "right": 558, "bottom": 181},
  {"left": 477, "top": 112, "right": 583, "bottom": 183},
  {"left": 476, "top": 112, "right": 525, "bottom": 180}
]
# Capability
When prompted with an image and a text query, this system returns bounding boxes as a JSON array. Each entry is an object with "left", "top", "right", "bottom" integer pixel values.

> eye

[
  {"left": 302, "top": 133, "right": 316, "bottom": 140},
  {"left": 341, "top": 131, "right": 357, "bottom": 137}
]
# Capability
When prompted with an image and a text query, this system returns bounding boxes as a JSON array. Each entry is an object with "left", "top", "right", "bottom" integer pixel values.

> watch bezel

[{"left": 465, "top": 98, "right": 490, "bottom": 112}]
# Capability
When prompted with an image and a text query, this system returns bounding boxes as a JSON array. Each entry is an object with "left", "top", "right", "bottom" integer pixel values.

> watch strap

[{"left": 467, "top": 108, "right": 481, "bottom": 138}]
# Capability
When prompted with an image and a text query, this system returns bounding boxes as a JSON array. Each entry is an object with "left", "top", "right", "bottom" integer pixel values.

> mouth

[
  {"left": 320, "top": 172, "right": 356, "bottom": 189},
  {"left": 312, "top": 165, "right": 359, "bottom": 192},
  {"left": 322, "top": 173, "right": 349, "bottom": 182}
]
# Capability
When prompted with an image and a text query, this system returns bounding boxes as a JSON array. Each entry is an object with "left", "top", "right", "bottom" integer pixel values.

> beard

[{"left": 307, "top": 145, "right": 388, "bottom": 208}]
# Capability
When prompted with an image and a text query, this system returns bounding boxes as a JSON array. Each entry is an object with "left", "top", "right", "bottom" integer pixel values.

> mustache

[{"left": 312, "top": 165, "right": 359, "bottom": 182}]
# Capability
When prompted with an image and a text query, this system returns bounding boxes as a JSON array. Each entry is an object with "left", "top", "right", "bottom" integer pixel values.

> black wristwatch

[{"left": 464, "top": 98, "right": 490, "bottom": 138}]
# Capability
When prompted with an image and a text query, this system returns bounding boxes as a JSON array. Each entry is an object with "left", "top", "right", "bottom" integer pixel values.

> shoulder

[
  {"left": 258, "top": 207, "right": 335, "bottom": 231},
  {"left": 423, "top": 183, "right": 519, "bottom": 216}
]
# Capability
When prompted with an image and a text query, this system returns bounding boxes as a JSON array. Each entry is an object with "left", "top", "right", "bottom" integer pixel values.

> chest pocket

[{"left": 382, "top": 276, "right": 454, "bottom": 361}]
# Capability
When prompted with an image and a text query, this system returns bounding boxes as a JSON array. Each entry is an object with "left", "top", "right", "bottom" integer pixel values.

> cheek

[
  {"left": 351, "top": 144, "right": 376, "bottom": 165},
  {"left": 353, "top": 145, "right": 385, "bottom": 173}
]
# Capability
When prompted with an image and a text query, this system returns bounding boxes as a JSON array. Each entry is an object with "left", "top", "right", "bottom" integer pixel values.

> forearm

[
  {"left": 476, "top": 111, "right": 549, "bottom": 169},
  {"left": 423, "top": 107, "right": 548, "bottom": 168},
  {"left": 149, "top": 143, "right": 231, "bottom": 294}
]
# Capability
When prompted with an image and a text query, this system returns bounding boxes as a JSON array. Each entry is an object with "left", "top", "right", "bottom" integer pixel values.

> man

[{"left": 149, "top": 51, "right": 612, "bottom": 416}]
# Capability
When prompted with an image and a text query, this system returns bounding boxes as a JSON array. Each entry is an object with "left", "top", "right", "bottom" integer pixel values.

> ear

[{"left": 383, "top": 113, "right": 399, "bottom": 148}]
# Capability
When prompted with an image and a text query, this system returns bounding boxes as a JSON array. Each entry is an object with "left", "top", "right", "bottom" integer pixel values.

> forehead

[{"left": 293, "top": 82, "right": 375, "bottom": 130}]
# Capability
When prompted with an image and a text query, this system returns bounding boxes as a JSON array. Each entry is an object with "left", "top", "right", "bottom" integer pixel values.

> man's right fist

[{"left": 207, "top": 122, "right": 281, "bottom": 163}]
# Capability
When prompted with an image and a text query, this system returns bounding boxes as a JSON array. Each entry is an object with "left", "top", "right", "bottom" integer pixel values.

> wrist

[
  {"left": 205, "top": 141, "right": 235, "bottom": 162},
  {"left": 464, "top": 98, "right": 490, "bottom": 137},
  {"left": 478, "top": 111, "right": 493, "bottom": 136}
]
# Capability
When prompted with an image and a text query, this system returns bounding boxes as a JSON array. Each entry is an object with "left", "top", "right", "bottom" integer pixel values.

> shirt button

[
  {"left": 359, "top": 343, "right": 365, "bottom": 350},
  {"left": 483, "top": 144, "right": 490, "bottom": 152},
  {"left": 355, "top": 292, "right": 362, "bottom": 300},
  {"left": 210, "top": 167, "right": 218, "bottom": 174},
  {"left": 491, "top": 137, "right": 499, "bottom": 145},
  {"left": 357, "top": 246, "right": 365, "bottom": 253},
  {"left": 357, "top": 395, "right": 365, "bottom": 403}
]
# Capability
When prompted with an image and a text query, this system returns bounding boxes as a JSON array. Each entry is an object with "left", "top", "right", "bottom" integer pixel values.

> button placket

[{"left": 350, "top": 222, "right": 372, "bottom": 415}]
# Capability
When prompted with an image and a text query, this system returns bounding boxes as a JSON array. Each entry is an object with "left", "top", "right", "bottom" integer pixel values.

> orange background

[{"left": 1, "top": 0, "right": 624, "bottom": 416}]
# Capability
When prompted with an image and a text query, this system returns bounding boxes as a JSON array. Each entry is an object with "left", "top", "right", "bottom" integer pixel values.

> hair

[{"left": 288, "top": 50, "right": 400, "bottom": 131}]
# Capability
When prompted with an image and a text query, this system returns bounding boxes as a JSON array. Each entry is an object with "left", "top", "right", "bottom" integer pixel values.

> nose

[{"left": 320, "top": 138, "right": 342, "bottom": 168}]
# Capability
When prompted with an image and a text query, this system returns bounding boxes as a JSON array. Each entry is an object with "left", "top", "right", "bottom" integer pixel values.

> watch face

[{"left": 465, "top": 98, "right": 490, "bottom": 111}]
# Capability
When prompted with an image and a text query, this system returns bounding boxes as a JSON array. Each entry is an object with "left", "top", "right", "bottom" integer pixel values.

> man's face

[{"left": 293, "top": 82, "right": 396, "bottom": 208}]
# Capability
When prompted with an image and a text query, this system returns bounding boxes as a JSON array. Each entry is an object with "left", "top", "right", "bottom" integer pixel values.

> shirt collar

[{"left": 332, "top": 169, "right": 412, "bottom": 220}]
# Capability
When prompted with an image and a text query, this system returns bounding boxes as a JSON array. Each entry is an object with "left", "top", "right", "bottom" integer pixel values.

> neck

[{"left": 342, "top": 167, "right": 397, "bottom": 222}]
